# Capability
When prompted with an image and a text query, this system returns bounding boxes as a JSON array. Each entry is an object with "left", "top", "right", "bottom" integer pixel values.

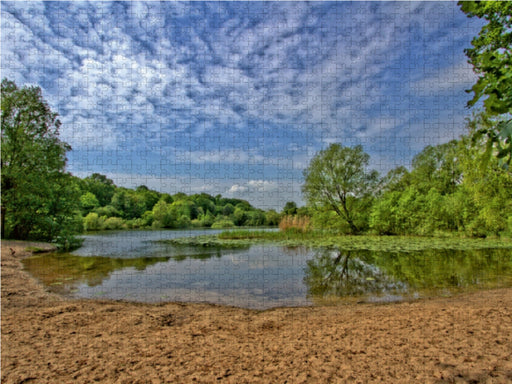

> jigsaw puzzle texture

[{"left": 3, "top": 2, "right": 512, "bottom": 383}]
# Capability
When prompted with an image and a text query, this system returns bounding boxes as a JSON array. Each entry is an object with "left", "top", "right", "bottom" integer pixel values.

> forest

[{"left": 77, "top": 174, "right": 281, "bottom": 231}]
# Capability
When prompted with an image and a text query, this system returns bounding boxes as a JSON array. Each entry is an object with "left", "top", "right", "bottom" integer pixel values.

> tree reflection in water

[
  {"left": 304, "top": 247, "right": 512, "bottom": 302},
  {"left": 304, "top": 248, "right": 407, "bottom": 299}
]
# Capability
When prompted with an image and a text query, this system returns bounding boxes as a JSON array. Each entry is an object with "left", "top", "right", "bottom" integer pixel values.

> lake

[{"left": 23, "top": 229, "right": 512, "bottom": 309}]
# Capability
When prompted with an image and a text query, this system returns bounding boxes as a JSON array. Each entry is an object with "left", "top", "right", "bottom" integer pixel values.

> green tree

[
  {"left": 192, "top": 193, "right": 216, "bottom": 214},
  {"left": 459, "top": 1, "right": 512, "bottom": 165},
  {"left": 79, "top": 191, "right": 100, "bottom": 214},
  {"left": 409, "top": 140, "right": 461, "bottom": 194},
  {"left": 232, "top": 207, "right": 247, "bottom": 226},
  {"left": 379, "top": 166, "right": 411, "bottom": 193},
  {"left": 151, "top": 200, "right": 176, "bottom": 228},
  {"left": 457, "top": 133, "right": 512, "bottom": 236},
  {"left": 370, "top": 191, "right": 402, "bottom": 235},
  {"left": 83, "top": 173, "right": 116, "bottom": 206},
  {"left": 83, "top": 212, "right": 105, "bottom": 231},
  {"left": 265, "top": 209, "right": 280, "bottom": 226},
  {"left": 282, "top": 201, "right": 298, "bottom": 215},
  {"left": 135, "top": 185, "right": 160, "bottom": 212},
  {"left": 302, "top": 143, "right": 379, "bottom": 233},
  {"left": 222, "top": 203, "right": 235, "bottom": 216},
  {"left": 1, "top": 79, "right": 81, "bottom": 246}
]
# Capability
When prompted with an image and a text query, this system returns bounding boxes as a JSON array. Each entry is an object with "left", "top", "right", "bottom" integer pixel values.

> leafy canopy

[
  {"left": 459, "top": 1, "right": 512, "bottom": 165},
  {"left": 302, "top": 143, "right": 378, "bottom": 233},
  {"left": 1, "top": 78, "right": 81, "bottom": 247}
]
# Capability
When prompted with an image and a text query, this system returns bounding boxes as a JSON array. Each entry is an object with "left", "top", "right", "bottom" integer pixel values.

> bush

[
  {"left": 94, "top": 205, "right": 121, "bottom": 218},
  {"left": 83, "top": 212, "right": 105, "bottom": 231},
  {"left": 102, "top": 217, "right": 125, "bottom": 230},
  {"left": 211, "top": 219, "right": 235, "bottom": 229},
  {"left": 191, "top": 219, "right": 203, "bottom": 228},
  {"left": 141, "top": 211, "right": 154, "bottom": 227},
  {"left": 176, "top": 215, "right": 191, "bottom": 228},
  {"left": 152, "top": 220, "right": 163, "bottom": 229},
  {"left": 126, "top": 218, "right": 146, "bottom": 229}
]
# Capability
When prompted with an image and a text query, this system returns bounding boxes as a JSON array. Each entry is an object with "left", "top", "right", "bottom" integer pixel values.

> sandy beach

[{"left": 2, "top": 240, "right": 512, "bottom": 383}]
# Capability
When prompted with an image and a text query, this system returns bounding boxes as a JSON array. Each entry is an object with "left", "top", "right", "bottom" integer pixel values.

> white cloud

[
  {"left": 189, "top": 150, "right": 264, "bottom": 164},
  {"left": 228, "top": 184, "right": 248, "bottom": 194},
  {"left": 411, "top": 60, "right": 477, "bottom": 96}
]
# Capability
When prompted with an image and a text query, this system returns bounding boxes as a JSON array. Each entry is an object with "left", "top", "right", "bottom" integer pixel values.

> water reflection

[
  {"left": 169, "top": 244, "right": 250, "bottom": 262},
  {"left": 23, "top": 253, "right": 171, "bottom": 294},
  {"left": 21, "top": 230, "right": 512, "bottom": 309},
  {"left": 23, "top": 245, "right": 311, "bottom": 309},
  {"left": 304, "top": 249, "right": 407, "bottom": 300},
  {"left": 304, "top": 248, "right": 512, "bottom": 303}
]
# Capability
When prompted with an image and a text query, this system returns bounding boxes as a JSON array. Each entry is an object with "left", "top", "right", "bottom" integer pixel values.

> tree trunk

[{"left": 340, "top": 197, "right": 359, "bottom": 234}]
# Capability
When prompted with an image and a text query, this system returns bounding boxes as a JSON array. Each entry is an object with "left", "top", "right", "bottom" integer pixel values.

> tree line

[
  {"left": 300, "top": 119, "right": 512, "bottom": 237},
  {"left": 78, "top": 174, "right": 281, "bottom": 231}
]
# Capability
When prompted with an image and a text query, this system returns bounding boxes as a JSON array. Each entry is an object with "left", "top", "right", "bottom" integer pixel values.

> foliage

[
  {"left": 282, "top": 201, "right": 298, "bottom": 215},
  {"left": 459, "top": 1, "right": 512, "bottom": 166},
  {"left": 103, "top": 217, "right": 125, "bottom": 230},
  {"left": 79, "top": 192, "right": 99, "bottom": 214},
  {"left": 368, "top": 130, "right": 512, "bottom": 237},
  {"left": 82, "top": 173, "right": 116, "bottom": 207},
  {"left": 302, "top": 143, "right": 379, "bottom": 233},
  {"left": 264, "top": 210, "right": 280, "bottom": 226},
  {"left": 1, "top": 78, "right": 81, "bottom": 247},
  {"left": 83, "top": 212, "right": 105, "bottom": 231},
  {"left": 74, "top": 179, "right": 279, "bottom": 231},
  {"left": 297, "top": 122, "right": 511, "bottom": 238},
  {"left": 211, "top": 219, "right": 236, "bottom": 229}
]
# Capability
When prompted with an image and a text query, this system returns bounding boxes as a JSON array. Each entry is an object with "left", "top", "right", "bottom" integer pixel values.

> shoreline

[{"left": 2, "top": 240, "right": 512, "bottom": 383}]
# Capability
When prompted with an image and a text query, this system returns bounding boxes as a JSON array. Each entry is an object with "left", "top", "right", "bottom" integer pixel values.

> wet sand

[{"left": 2, "top": 240, "right": 512, "bottom": 383}]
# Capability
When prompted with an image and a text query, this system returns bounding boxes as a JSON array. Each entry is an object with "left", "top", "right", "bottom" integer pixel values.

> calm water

[{"left": 23, "top": 230, "right": 512, "bottom": 309}]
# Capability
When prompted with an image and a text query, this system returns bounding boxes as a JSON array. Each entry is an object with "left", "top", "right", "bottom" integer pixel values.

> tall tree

[
  {"left": 83, "top": 173, "right": 116, "bottom": 206},
  {"left": 282, "top": 201, "right": 298, "bottom": 215},
  {"left": 302, "top": 143, "right": 378, "bottom": 233},
  {"left": 409, "top": 140, "right": 462, "bottom": 194},
  {"left": 1, "top": 79, "right": 80, "bottom": 246},
  {"left": 459, "top": 1, "right": 512, "bottom": 166}
]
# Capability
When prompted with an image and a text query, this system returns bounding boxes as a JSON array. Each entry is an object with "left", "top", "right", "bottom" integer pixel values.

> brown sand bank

[{"left": 2, "top": 240, "right": 512, "bottom": 383}]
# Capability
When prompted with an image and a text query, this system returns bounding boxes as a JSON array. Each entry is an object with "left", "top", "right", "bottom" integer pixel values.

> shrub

[
  {"left": 152, "top": 220, "right": 163, "bottom": 229},
  {"left": 94, "top": 205, "right": 121, "bottom": 218},
  {"left": 83, "top": 212, "right": 105, "bottom": 231},
  {"left": 211, "top": 219, "right": 235, "bottom": 229},
  {"left": 176, "top": 215, "right": 191, "bottom": 228},
  {"left": 102, "top": 217, "right": 125, "bottom": 230}
]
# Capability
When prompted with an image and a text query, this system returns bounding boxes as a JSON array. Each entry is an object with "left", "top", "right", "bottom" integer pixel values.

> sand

[{"left": 2, "top": 240, "right": 512, "bottom": 383}]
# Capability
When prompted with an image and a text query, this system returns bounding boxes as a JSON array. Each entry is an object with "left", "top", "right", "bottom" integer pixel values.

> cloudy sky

[{"left": 1, "top": 1, "right": 483, "bottom": 210}]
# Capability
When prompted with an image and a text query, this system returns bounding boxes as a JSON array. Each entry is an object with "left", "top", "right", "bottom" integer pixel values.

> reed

[{"left": 278, "top": 215, "right": 311, "bottom": 233}]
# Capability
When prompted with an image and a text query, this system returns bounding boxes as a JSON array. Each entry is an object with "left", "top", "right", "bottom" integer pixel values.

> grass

[
  {"left": 160, "top": 229, "right": 512, "bottom": 252},
  {"left": 278, "top": 215, "right": 311, "bottom": 232}
]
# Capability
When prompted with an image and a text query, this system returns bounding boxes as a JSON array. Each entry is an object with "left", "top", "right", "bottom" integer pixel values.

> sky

[{"left": 1, "top": 1, "right": 484, "bottom": 210}]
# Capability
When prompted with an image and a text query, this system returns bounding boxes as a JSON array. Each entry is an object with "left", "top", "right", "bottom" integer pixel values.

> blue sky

[{"left": 1, "top": 1, "right": 483, "bottom": 210}]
